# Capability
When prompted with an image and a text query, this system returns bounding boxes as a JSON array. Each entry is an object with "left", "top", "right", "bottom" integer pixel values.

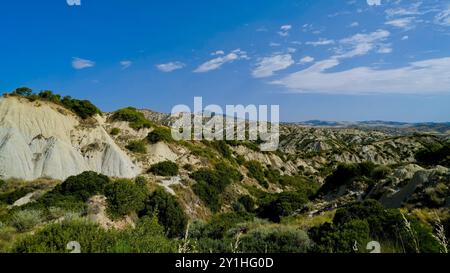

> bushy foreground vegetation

[
  {"left": 6, "top": 87, "right": 101, "bottom": 119},
  {"left": 111, "top": 107, "right": 153, "bottom": 130}
]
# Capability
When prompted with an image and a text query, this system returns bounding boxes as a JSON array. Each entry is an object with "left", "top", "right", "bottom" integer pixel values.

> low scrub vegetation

[
  {"left": 111, "top": 107, "right": 153, "bottom": 130},
  {"left": 148, "top": 161, "right": 179, "bottom": 177}
]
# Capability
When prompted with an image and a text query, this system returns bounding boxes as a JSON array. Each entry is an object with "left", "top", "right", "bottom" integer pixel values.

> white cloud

[
  {"left": 349, "top": 22, "right": 360, "bottom": 28},
  {"left": 299, "top": 56, "right": 315, "bottom": 64},
  {"left": 156, "top": 61, "right": 186, "bottom": 72},
  {"left": 72, "top": 57, "right": 95, "bottom": 70},
  {"left": 252, "top": 54, "right": 294, "bottom": 78},
  {"left": 120, "top": 60, "right": 132, "bottom": 69},
  {"left": 367, "top": 0, "right": 381, "bottom": 6},
  {"left": 402, "top": 35, "right": 409, "bottom": 40},
  {"left": 272, "top": 57, "right": 450, "bottom": 94},
  {"left": 434, "top": 5, "right": 450, "bottom": 26},
  {"left": 385, "top": 2, "right": 422, "bottom": 18},
  {"left": 287, "top": 47, "right": 297, "bottom": 53},
  {"left": 306, "top": 38, "right": 335, "bottom": 47},
  {"left": 194, "top": 49, "right": 248, "bottom": 73},
  {"left": 385, "top": 17, "right": 416, "bottom": 30},
  {"left": 278, "top": 25, "right": 292, "bottom": 37},
  {"left": 212, "top": 50, "right": 225, "bottom": 56},
  {"left": 335, "top": 29, "right": 390, "bottom": 58}
]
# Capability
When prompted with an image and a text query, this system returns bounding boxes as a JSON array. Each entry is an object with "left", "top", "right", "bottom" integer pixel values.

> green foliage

[
  {"left": 125, "top": 140, "right": 147, "bottom": 154},
  {"left": 10, "top": 209, "right": 44, "bottom": 232},
  {"left": 0, "top": 187, "right": 34, "bottom": 205},
  {"left": 319, "top": 162, "right": 381, "bottom": 195},
  {"left": 110, "top": 128, "right": 121, "bottom": 136},
  {"left": 13, "top": 87, "right": 32, "bottom": 96},
  {"left": 198, "top": 212, "right": 254, "bottom": 240},
  {"left": 148, "top": 161, "right": 179, "bottom": 177},
  {"left": 191, "top": 163, "right": 243, "bottom": 212},
  {"left": 240, "top": 225, "right": 312, "bottom": 253},
  {"left": 309, "top": 220, "right": 370, "bottom": 253},
  {"left": 140, "top": 188, "right": 187, "bottom": 238},
  {"left": 147, "top": 127, "right": 173, "bottom": 144},
  {"left": 257, "top": 192, "right": 308, "bottom": 223},
  {"left": 279, "top": 175, "right": 320, "bottom": 197},
  {"left": 111, "top": 107, "right": 152, "bottom": 130},
  {"left": 310, "top": 200, "right": 441, "bottom": 253},
  {"left": 61, "top": 96, "right": 101, "bottom": 119},
  {"left": 204, "top": 141, "right": 233, "bottom": 160},
  {"left": 416, "top": 142, "right": 450, "bottom": 167},
  {"left": 237, "top": 195, "right": 256, "bottom": 212},
  {"left": 53, "top": 171, "right": 110, "bottom": 202},
  {"left": 244, "top": 161, "right": 268, "bottom": 188},
  {"left": 12, "top": 216, "right": 176, "bottom": 253},
  {"left": 104, "top": 179, "right": 147, "bottom": 219}
]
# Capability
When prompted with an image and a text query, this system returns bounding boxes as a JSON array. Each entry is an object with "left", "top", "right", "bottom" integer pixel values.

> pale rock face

[{"left": 0, "top": 97, "right": 141, "bottom": 180}]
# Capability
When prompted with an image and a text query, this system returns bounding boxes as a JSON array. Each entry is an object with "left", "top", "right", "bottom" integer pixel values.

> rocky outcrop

[{"left": 0, "top": 97, "right": 140, "bottom": 180}]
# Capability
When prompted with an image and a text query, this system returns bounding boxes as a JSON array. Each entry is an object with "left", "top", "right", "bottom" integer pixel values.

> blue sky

[{"left": 1, "top": 0, "right": 450, "bottom": 122}]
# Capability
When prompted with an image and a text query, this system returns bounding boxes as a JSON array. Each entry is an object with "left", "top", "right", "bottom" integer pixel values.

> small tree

[{"left": 14, "top": 87, "right": 32, "bottom": 96}]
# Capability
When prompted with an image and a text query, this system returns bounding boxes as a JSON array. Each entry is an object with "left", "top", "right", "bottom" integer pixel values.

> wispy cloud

[
  {"left": 252, "top": 54, "right": 294, "bottom": 78},
  {"left": 434, "top": 5, "right": 450, "bottom": 27},
  {"left": 120, "top": 60, "right": 132, "bottom": 69},
  {"left": 156, "top": 61, "right": 186, "bottom": 72},
  {"left": 272, "top": 57, "right": 450, "bottom": 95},
  {"left": 72, "top": 57, "right": 95, "bottom": 70},
  {"left": 305, "top": 38, "right": 335, "bottom": 47},
  {"left": 194, "top": 49, "right": 248, "bottom": 73},
  {"left": 335, "top": 29, "right": 390, "bottom": 58},
  {"left": 299, "top": 56, "right": 315, "bottom": 64},
  {"left": 278, "top": 25, "right": 292, "bottom": 37},
  {"left": 385, "top": 17, "right": 416, "bottom": 30}
]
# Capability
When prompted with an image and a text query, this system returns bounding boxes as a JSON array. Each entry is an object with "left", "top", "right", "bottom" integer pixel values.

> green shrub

[
  {"left": 10, "top": 209, "right": 44, "bottom": 232},
  {"left": 12, "top": 216, "right": 176, "bottom": 253},
  {"left": 53, "top": 171, "right": 110, "bottom": 202},
  {"left": 204, "top": 141, "right": 233, "bottom": 160},
  {"left": 309, "top": 220, "right": 370, "bottom": 253},
  {"left": 0, "top": 187, "right": 34, "bottom": 205},
  {"left": 240, "top": 225, "right": 312, "bottom": 253},
  {"left": 200, "top": 212, "right": 254, "bottom": 240},
  {"left": 148, "top": 161, "right": 179, "bottom": 177},
  {"left": 244, "top": 161, "right": 268, "bottom": 188},
  {"left": 238, "top": 195, "right": 256, "bottom": 212},
  {"left": 110, "top": 128, "right": 121, "bottom": 136},
  {"left": 140, "top": 188, "right": 187, "bottom": 238},
  {"left": 191, "top": 163, "right": 242, "bottom": 212},
  {"left": 109, "top": 216, "right": 177, "bottom": 253},
  {"left": 416, "top": 143, "right": 450, "bottom": 167},
  {"left": 61, "top": 96, "right": 101, "bottom": 119},
  {"left": 111, "top": 107, "right": 152, "bottom": 130},
  {"left": 125, "top": 140, "right": 147, "bottom": 154},
  {"left": 258, "top": 192, "right": 308, "bottom": 223},
  {"left": 147, "top": 127, "right": 173, "bottom": 144},
  {"left": 13, "top": 87, "right": 32, "bottom": 96},
  {"left": 105, "top": 179, "right": 147, "bottom": 218}
]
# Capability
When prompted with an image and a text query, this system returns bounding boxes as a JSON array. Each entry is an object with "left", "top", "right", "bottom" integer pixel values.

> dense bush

[
  {"left": 147, "top": 127, "right": 173, "bottom": 144},
  {"left": 244, "top": 161, "right": 268, "bottom": 188},
  {"left": 12, "top": 216, "right": 176, "bottom": 253},
  {"left": 125, "top": 140, "right": 147, "bottom": 154},
  {"left": 53, "top": 171, "right": 110, "bottom": 202},
  {"left": 191, "top": 163, "right": 243, "bottom": 212},
  {"left": 148, "top": 161, "right": 179, "bottom": 177},
  {"left": 310, "top": 200, "right": 441, "bottom": 253},
  {"left": 197, "top": 212, "right": 254, "bottom": 240},
  {"left": 0, "top": 187, "right": 35, "bottom": 205},
  {"left": 257, "top": 192, "right": 308, "bottom": 223},
  {"left": 416, "top": 142, "right": 450, "bottom": 167},
  {"left": 237, "top": 195, "right": 256, "bottom": 212},
  {"left": 318, "top": 162, "right": 380, "bottom": 195},
  {"left": 61, "top": 96, "right": 101, "bottom": 119},
  {"left": 140, "top": 188, "right": 187, "bottom": 238},
  {"left": 240, "top": 225, "right": 312, "bottom": 253},
  {"left": 204, "top": 141, "right": 233, "bottom": 160},
  {"left": 13, "top": 87, "right": 32, "bottom": 96},
  {"left": 104, "top": 179, "right": 147, "bottom": 218},
  {"left": 111, "top": 107, "right": 152, "bottom": 130}
]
